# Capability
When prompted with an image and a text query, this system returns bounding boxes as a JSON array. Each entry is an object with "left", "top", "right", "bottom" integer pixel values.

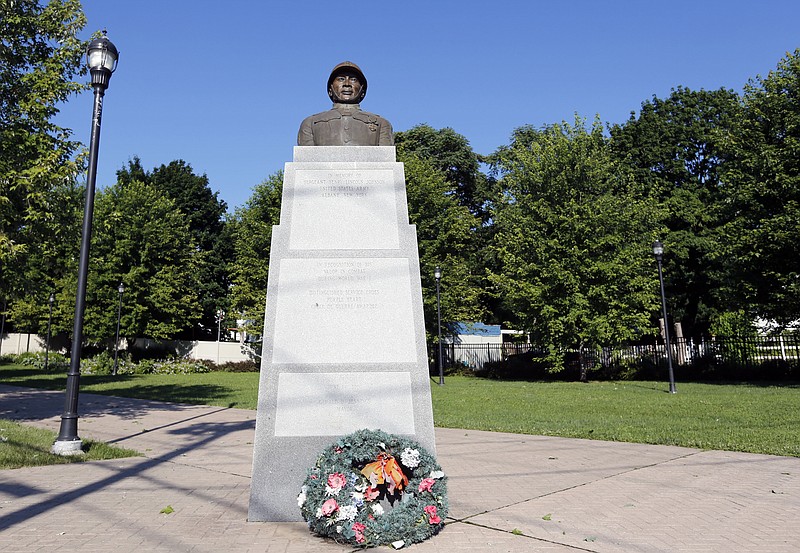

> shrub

[
  {"left": 10, "top": 351, "right": 69, "bottom": 372},
  {"left": 134, "top": 357, "right": 210, "bottom": 375},
  {"left": 217, "top": 359, "right": 260, "bottom": 372},
  {"left": 80, "top": 351, "right": 114, "bottom": 375}
]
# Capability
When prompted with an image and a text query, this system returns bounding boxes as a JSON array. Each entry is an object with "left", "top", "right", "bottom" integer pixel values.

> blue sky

[{"left": 54, "top": 0, "right": 800, "bottom": 211}]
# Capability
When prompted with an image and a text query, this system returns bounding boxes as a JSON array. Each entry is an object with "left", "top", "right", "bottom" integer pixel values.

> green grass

[
  {"left": 0, "top": 418, "right": 140, "bottom": 469},
  {"left": 1, "top": 364, "right": 798, "bottom": 457},
  {"left": 429, "top": 378, "right": 800, "bottom": 457},
  {"left": 1, "top": 364, "right": 260, "bottom": 408}
]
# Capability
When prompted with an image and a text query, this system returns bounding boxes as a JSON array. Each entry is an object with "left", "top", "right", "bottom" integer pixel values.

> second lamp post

[
  {"left": 653, "top": 240, "right": 677, "bottom": 394},
  {"left": 113, "top": 282, "right": 125, "bottom": 375},
  {"left": 44, "top": 292, "right": 54, "bottom": 371},
  {"left": 434, "top": 266, "right": 444, "bottom": 386}
]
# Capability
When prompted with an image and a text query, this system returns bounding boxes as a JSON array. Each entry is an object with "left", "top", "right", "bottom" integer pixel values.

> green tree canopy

[
  {"left": 719, "top": 49, "right": 800, "bottom": 326},
  {"left": 395, "top": 124, "right": 490, "bottom": 218},
  {"left": 399, "top": 152, "right": 484, "bottom": 338},
  {"left": 0, "top": 0, "right": 86, "bottom": 311},
  {"left": 76, "top": 179, "right": 202, "bottom": 343},
  {"left": 229, "top": 172, "right": 283, "bottom": 336},
  {"left": 117, "top": 157, "right": 231, "bottom": 338},
  {"left": 609, "top": 87, "right": 740, "bottom": 337},
  {"left": 4, "top": 182, "right": 82, "bottom": 335},
  {"left": 488, "top": 117, "right": 661, "bottom": 368}
]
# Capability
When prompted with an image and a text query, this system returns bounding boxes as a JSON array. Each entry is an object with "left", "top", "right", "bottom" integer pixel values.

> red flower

[
  {"left": 418, "top": 478, "right": 435, "bottom": 493},
  {"left": 321, "top": 498, "right": 339, "bottom": 516},
  {"left": 352, "top": 522, "right": 366, "bottom": 543},
  {"left": 424, "top": 505, "right": 441, "bottom": 524},
  {"left": 327, "top": 472, "right": 347, "bottom": 492}
]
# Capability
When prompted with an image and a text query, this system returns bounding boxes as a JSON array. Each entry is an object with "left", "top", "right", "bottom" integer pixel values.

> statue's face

[{"left": 329, "top": 72, "right": 363, "bottom": 103}]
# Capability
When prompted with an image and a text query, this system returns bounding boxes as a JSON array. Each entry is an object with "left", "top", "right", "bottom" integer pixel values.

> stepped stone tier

[{"left": 248, "top": 146, "right": 436, "bottom": 522}]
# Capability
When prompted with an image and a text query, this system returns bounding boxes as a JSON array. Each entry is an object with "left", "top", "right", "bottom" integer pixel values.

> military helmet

[{"left": 327, "top": 61, "right": 367, "bottom": 104}]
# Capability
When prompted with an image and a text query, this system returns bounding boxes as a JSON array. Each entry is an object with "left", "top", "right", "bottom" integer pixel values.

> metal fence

[{"left": 430, "top": 335, "right": 800, "bottom": 374}]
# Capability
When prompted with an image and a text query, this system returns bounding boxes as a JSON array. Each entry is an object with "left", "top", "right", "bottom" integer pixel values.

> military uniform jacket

[{"left": 297, "top": 103, "right": 394, "bottom": 146}]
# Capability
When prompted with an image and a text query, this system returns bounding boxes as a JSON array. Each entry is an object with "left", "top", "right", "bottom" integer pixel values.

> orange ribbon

[{"left": 360, "top": 453, "right": 408, "bottom": 494}]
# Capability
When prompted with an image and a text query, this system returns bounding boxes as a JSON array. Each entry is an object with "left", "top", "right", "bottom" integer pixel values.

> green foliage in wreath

[{"left": 298, "top": 429, "right": 448, "bottom": 548}]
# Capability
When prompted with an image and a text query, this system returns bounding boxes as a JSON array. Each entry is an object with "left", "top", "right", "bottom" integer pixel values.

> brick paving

[{"left": 0, "top": 384, "right": 798, "bottom": 552}]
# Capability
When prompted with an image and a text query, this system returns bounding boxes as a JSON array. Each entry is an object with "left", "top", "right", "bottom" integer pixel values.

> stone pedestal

[{"left": 248, "top": 146, "right": 436, "bottom": 522}]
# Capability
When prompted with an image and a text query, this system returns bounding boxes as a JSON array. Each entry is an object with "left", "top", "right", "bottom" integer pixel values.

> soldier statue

[{"left": 298, "top": 61, "right": 394, "bottom": 146}]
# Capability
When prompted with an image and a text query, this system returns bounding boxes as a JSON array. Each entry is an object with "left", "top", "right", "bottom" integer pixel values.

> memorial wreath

[{"left": 298, "top": 429, "right": 448, "bottom": 549}]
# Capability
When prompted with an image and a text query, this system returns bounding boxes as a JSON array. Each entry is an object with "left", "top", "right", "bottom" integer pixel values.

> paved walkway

[{"left": 0, "top": 384, "right": 798, "bottom": 552}]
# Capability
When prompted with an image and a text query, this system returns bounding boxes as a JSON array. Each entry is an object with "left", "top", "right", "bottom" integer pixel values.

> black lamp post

[
  {"left": 653, "top": 240, "right": 677, "bottom": 394},
  {"left": 112, "top": 282, "right": 124, "bottom": 375},
  {"left": 434, "top": 266, "right": 444, "bottom": 386},
  {"left": 216, "top": 309, "right": 225, "bottom": 364},
  {"left": 53, "top": 33, "right": 118, "bottom": 455},
  {"left": 0, "top": 298, "right": 6, "bottom": 356},
  {"left": 44, "top": 292, "right": 55, "bottom": 371}
]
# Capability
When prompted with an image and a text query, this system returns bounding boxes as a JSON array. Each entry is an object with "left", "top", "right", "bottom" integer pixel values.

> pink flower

[
  {"left": 364, "top": 486, "right": 380, "bottom": 501},
  {"left": 424, "top": 505, "right": 441, "bottom": 524},
  {"left": 352, "top": 522, "right": 366, "bottom": 543},
  {"left": 327, "top": 473, "right": 347, "bottom": 492},
  {"left": 418, "top": 478, "right": 435, "bottom": 493},
  {"left": 321, "top": 498, "right": 339, "bottom": 516}
]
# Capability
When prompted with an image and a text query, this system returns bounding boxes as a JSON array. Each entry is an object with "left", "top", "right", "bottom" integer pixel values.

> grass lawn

[
  {"left": 1, "top": 364, "right": 798, "bottom": 457},
  {"left": 0, "top": 418, "right": 140, "bottom": 469}
]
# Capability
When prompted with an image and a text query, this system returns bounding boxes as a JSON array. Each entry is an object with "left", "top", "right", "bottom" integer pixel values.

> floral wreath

[{"left": 298, "top": 429, "right": 448, "bottom": 549}]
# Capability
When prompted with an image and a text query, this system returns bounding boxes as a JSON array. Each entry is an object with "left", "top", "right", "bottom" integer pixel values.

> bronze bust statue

[{"left": 298, "top": 61, "right": 394, "bottom": 146}]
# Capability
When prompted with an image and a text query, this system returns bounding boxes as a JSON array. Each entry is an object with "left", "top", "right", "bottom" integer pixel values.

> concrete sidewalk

[{"left": 0, "top": 384, "right": 798, "bottom": 552}]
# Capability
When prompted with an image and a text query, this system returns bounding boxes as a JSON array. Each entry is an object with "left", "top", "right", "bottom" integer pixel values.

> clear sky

[{"left": 54, "top": 0, "right": 800, "bottom": 212}]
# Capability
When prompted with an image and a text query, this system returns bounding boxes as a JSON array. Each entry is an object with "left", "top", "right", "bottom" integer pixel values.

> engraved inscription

[
  {"left": 272, "top": 258, "right": 417, "bottom": 364},
  {"left": 288, "top": 169, "right": 399, "bottom": 250}
]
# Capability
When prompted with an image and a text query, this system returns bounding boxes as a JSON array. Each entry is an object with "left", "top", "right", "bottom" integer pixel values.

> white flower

[
  {"left": 336, "top": 504, "right": 358, "bottom": 522},
  {"left": 371, "top": 503, "right": 384, "bottom": 516},
  {"left": 429, "top": 470, "right": 445, "bottom": 479},
  {"left": 351, "top": 491, "right": 364, "bottom": 506},
  {"left": 315, "top": 507, "right": 324, "bottom": 518},
  {"left": 325, "top": 485, "right": 341, "bottom": 496},
  {"left": 400, "top": 448, "right": 421, "bottom": 468},
  {"left": 336, "top": 525, "right": 343, "bottom": 534},
  {"left": 296, "top": 491, "right": 307, "bottom": 507}
]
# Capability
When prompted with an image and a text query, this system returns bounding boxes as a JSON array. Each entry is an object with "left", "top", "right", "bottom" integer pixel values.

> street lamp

[
  {"left": 434, "top": 266, "right": 444, "bottom": 386},
  {"left": 53, "top": 33, "right": 119, "bottom": 455},
  {"left": 113, "top": 282, "right": 125, "bottom": 375},
  {"left": 0, "top": 298, "right": 6, "bottom": 356},
  {"left": 653, "top": 240, "right": 677, "bottom": 394},
  {"left": 216, "top": 309, "right": 225, "bottom": 364},
  {"left": 44, "top": 292, "right": 55, "bottom": 371}
]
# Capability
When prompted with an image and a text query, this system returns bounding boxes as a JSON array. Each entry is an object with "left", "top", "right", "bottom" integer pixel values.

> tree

[
  {"left": 4, "top": 181, "right": 82, "bottom": 335},
  {"left": 488, "top": 117, "right": 661, "bottom": 371},
  {"left": 117, "top": 157, "right": 231, "bottom": 338},
  {"left": 0, "top": 0, "right": 87, "bottom": 319},
  {"left": 77, "top": 180, "right": 202, "bottom": 343},
  {"left": 719, "top": 49, "right": 800, "bottom": 326},
  {"left": 395, "top": 124, "right": 491, "bottom": 218},
  {"left": 399, "top": 152, "right": 484, "bottom": 338},
  {"left": 609, "top": 87, "right": 739, "bottom": 337},
  {"left": 229, "top": 172, "right": 283, "bottom": 337}
]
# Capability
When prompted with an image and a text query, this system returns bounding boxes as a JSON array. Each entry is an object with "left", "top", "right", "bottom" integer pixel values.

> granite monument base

[{"left": 248, "top": 147, "right": 436, "bottom": 522}]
